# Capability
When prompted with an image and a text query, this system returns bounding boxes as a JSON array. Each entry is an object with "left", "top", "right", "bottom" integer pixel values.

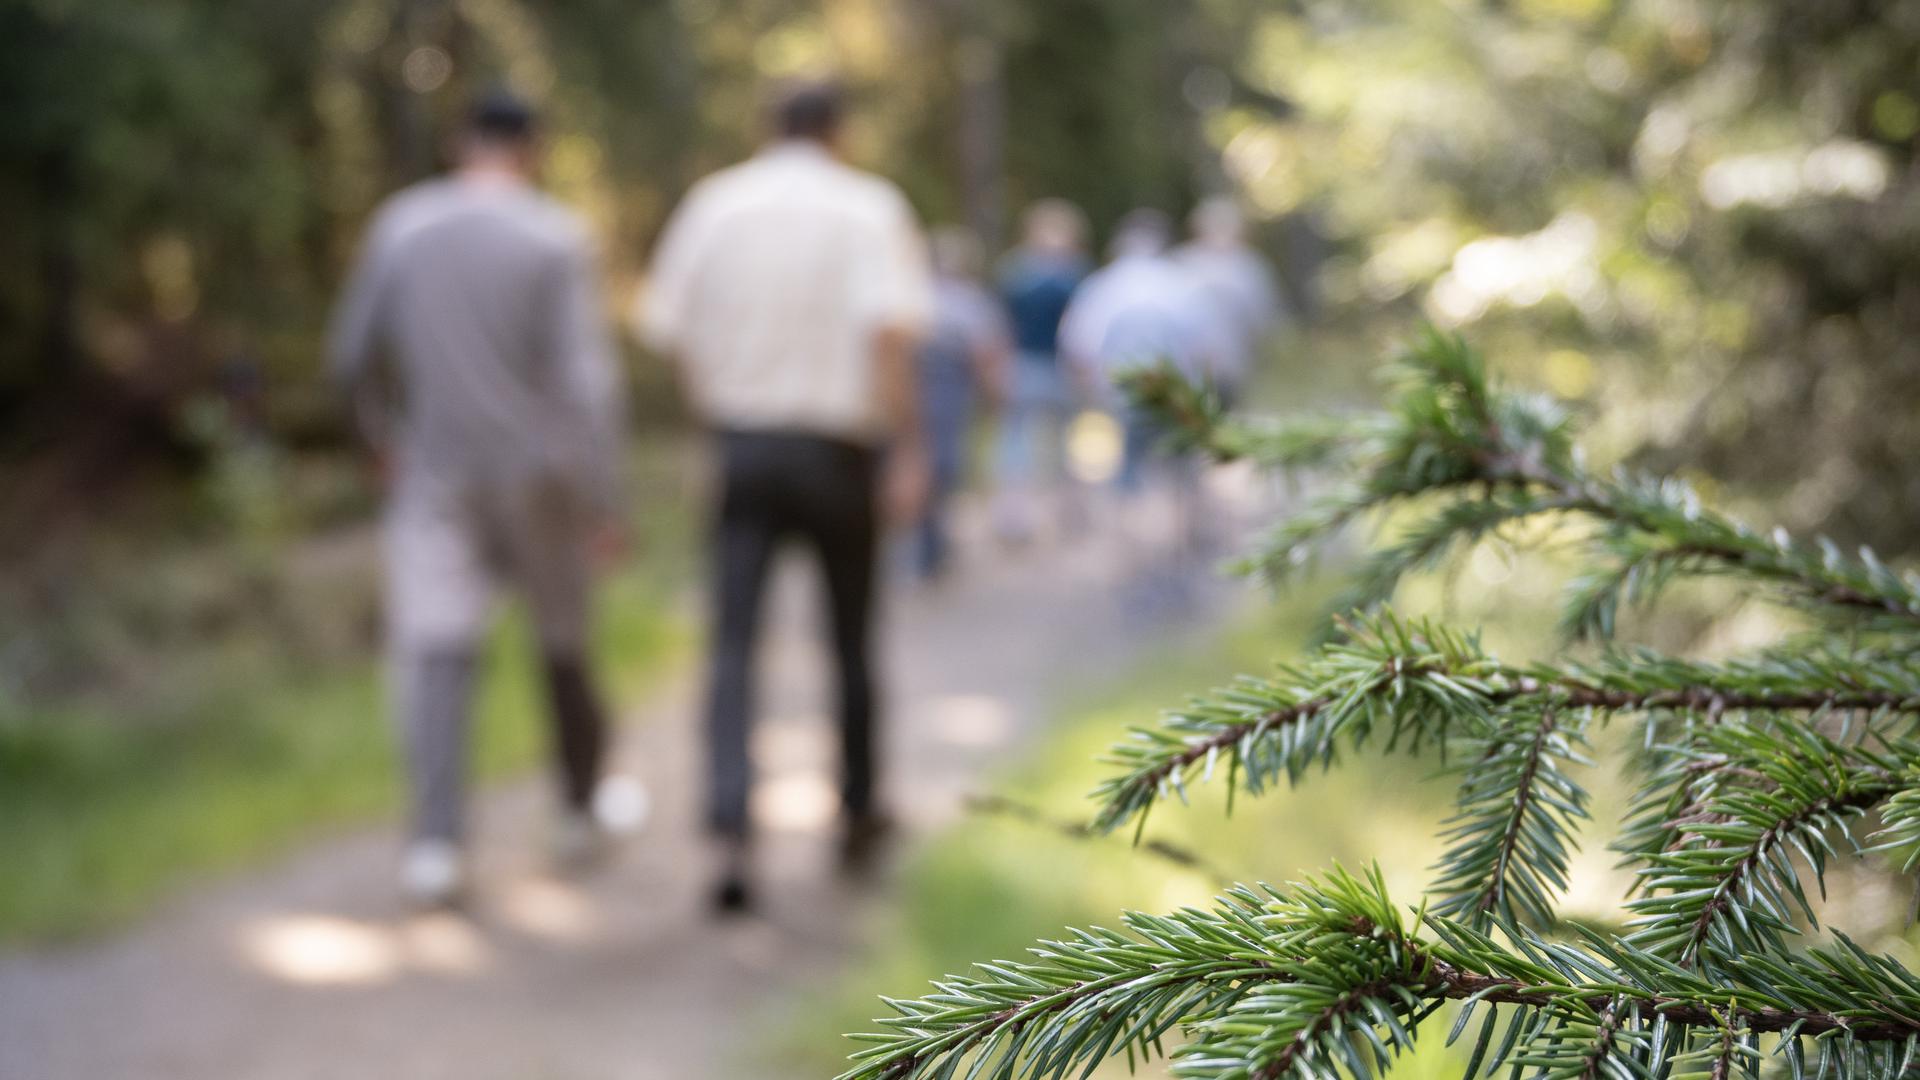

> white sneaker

[
  {"left": 400, "top": 839, "right": 466, "bottom": 909},
  {"left": 550, "top": 775, "right": 650, "bottom": 874},
  {"left": 593, "top": 774, "right": 650, "bottom": 834}
]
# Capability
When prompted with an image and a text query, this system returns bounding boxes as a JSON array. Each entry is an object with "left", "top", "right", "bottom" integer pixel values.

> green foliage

[
  {"left": 0, "top": 565, "right": 684, "bottom": 943},
  {"left": 847, "top": 865, "right": 1920, "bottom": 1080},
  {"left": 1132, "top": 334, "right": 1920, "bottom": 634},
  {"left": 844, "top": 335, "right": 1920, "bottom": 1080},
  {"left": 1226, "top": 0, "right": 1920, "bottom": 553},
  {"left": 1621, "top": 720, "right": 1906, "bottom": 965},
  {"left": 1428, "top": 704, "right": 1590, "bottom": 930},
  {"left": 0, "top": 0, "right": 1243, "bottom": 466}
]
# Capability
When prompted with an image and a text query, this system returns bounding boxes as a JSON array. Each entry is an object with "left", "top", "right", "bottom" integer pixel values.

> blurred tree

[
  {"left": 1202, "top": 0, "right": 1920, "bottom": 550},
  {"left": 7, "top": 0, "right": 1909, "bottom": 561},
  {"left": 0, "top": 2, "right": 338, "bottom": 521},
  {"left": 998, "top": 0, "right": 1201, "bottom": 238}
]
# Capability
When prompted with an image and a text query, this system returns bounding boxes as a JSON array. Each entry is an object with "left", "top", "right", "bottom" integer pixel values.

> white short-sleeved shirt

[{"left": 636, "top": 141, "right": 932, "bottom": 443}]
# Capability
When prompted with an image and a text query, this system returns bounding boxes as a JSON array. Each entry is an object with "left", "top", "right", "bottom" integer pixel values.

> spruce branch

[
  {"left": 1125, "top": 331, "right": 1920, "bottom": 636},
  {"left": 1430, "top": 707, "right": 1592, "bottom": 929},
  {"left": 1622, "top": 723, "right": 1911, "bottom": 966},
  {"left": 1091, "top": 613, "right": 1502, "bottom": 836},
  {"left": 849, "top": 334, "right": 1920, "bottom": 1080},
  {"left": 1094, "top": 615, "right": 1920, "bottom": 841},
  {"left": 838, "top": 882, "right": 1305, "bottom": 1080},
  {"left": 1866, "top": 767, "right": 1920, "bottom": 872},
  {"left": 841, "top": 868, "right": 1920, "bottom": 1080}
]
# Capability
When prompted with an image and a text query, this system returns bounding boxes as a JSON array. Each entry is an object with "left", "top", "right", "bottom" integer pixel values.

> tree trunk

[{"left": 954, "top": 33, "right": 1006, "bottom": 251}]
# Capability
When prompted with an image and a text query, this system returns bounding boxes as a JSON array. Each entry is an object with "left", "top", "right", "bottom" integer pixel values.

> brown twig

[{"left": 965, "top": 793, "right": 1236, "bottom": 886}]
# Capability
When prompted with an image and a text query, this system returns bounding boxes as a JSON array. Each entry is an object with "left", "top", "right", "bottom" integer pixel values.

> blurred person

[
  {"left": 636, "top": 80, "right": 932, "bottom": 913},
  {"left": 328, "top": 89, "right": 630, "bottom": 908},
  {"left": 912, "top": 226, "right": 1011, "bottom": 581},
  {"left": 992, "top": 199, "right": 1090, "bottom": 543},
  {"left": 1058, "top": 207, "right": 1226, "bottom": 491},
  {"left": 1174, "top": 196, "right": 1285, "bottom": 405}
]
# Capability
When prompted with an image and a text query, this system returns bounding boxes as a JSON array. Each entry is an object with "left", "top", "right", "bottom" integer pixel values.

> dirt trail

[{"left": 0, "top": 491, "right": 1257, "bottom": 1080}]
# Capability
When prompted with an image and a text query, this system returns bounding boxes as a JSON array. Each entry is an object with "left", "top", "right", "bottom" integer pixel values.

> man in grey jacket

[{"left": 329, "top": 91, "right": 628, "bottom": 907}]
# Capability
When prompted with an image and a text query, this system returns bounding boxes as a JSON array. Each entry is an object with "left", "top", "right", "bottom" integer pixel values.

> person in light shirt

[
  {"left": 1058, "top": 207, "right": 1227, "bottom": 487},
  {"left": 1173, "top": 196, "right": 1285, "bottom": 406},
  {"left": 636, "top": 81, "right": 932, "bottom": 913},
  {"left": 992, "top": 200, "right": 1090, "bottom": 543},
  {"left": 912, "top": 226, "right": 1012, "bottom": 580}
]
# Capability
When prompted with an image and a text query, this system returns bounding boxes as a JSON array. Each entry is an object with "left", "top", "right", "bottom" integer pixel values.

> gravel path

[{"left": 0, "top": 488, "right": 1258, "bottom": 1080}]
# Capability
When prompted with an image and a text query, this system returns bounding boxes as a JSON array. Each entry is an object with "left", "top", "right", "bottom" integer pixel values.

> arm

[
  {"left": 325, "top": 211, "right": 399, "bottom": 452},
  {"left": 630, "top": 186, "right": 708, "bottom": 364},
  {"left": 867, "top": 194, "right": 935, "bottom": 522},
  {"left": 550, "top": 240, "right": 630, "bottom": 521},
  {"left": 875, "top": 325, "right": 923, "bottom": 444},
  {"left": 874, "top": 325, "right": 933, "bottom": 527},
  {"left": 971, "top": 293, "right": 1014, "bottom": 410}
]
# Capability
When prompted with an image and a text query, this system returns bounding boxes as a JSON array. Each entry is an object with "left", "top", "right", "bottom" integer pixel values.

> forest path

[{"left": 0, "top": 486, "right": 1260, "bottom": 1080}]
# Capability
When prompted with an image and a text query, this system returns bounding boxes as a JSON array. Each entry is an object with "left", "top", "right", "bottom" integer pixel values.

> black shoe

[
  {"left": 711, "top": 835, "right": 755, "bottom": 916},
  {"left": 712, "top": 875, "right": 753, "bottom": 915},
  {"left": 839, "top": 811, "right": 895, "bottom": 875}
]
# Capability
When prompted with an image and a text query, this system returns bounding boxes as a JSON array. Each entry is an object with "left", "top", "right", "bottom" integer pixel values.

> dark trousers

[
  {"left": 705, "top": 430, "right": 880, "bottom": 838},
  {"left": 912, "top": 456, "right": 962, "bottom": 580}
]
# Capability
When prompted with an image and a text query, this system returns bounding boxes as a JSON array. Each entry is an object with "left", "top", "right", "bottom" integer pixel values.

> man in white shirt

[{"left": 637, "top": 82, "right": 932, "bottom": 912}]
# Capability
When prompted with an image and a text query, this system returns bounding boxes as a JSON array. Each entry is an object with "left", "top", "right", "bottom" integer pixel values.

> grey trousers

[
  {"left": 383, "top": 467, "right": 609, "bottom": 844},
  {"left": 395, "top": 650, "right": 608, "bottom": 844}
]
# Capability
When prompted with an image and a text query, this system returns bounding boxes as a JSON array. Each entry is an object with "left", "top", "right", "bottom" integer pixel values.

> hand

[
  {"left": 985, "top": 363, "right": 1013, "bottom": 412},
  {"left": 881, "top": 444, "right": 932, "bottom": 527},
  {"left": 588, "top": 519, "right": 631, "bottom": 570},
  {"left": 368, "top": 445, "right": 395, "bottom": 491}
]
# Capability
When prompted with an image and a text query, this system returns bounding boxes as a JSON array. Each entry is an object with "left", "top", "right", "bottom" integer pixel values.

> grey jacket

[{"left": 328, "top": 178, "right": 627, "bottom": 514}]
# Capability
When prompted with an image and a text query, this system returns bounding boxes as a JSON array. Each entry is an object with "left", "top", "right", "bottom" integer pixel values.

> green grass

[
  {"left": 0, "top": 440, "right": 696, "bottom": 945},
  {"left": 0, "top": 566, "right": 687, "bottom": 944}
]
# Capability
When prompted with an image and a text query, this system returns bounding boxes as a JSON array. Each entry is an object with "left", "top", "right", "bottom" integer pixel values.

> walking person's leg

[
  {"left": 385, "top": 474, "right": 493, "bottom": 906},
  {"left": 502, "top": 478, "right": 614, "bottom": 868},
  {"left": 801, "top": 441, "right": 884, "bottom": 865},
  {"left": 541, "top": 654, "right": 606, "bottom": 824},
  {"left": 913, "top": 499, "right": 943, "bottom": 581},
  {"left": 915, "top": 451, "right": 960, "bottom": 581},
  {"left": 1042, "top": 374, "right": 1092, "bottom": 536},
  {"left": 704, "top": 435, "right": 782, "bottom": 909},
  {"left": 992, "top": 358, "right": 1044, "bottom": 543},
  {"left": 541, "top": 628, "right": 614, "bottom": 871},
  {"left": 393, "top": 649, "right": 480, "bottom": 848}
]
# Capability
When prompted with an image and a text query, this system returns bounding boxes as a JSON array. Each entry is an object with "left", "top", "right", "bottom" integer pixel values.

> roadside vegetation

[{"left": 0, "top": 449, "right": 691, "bottom": 943}]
